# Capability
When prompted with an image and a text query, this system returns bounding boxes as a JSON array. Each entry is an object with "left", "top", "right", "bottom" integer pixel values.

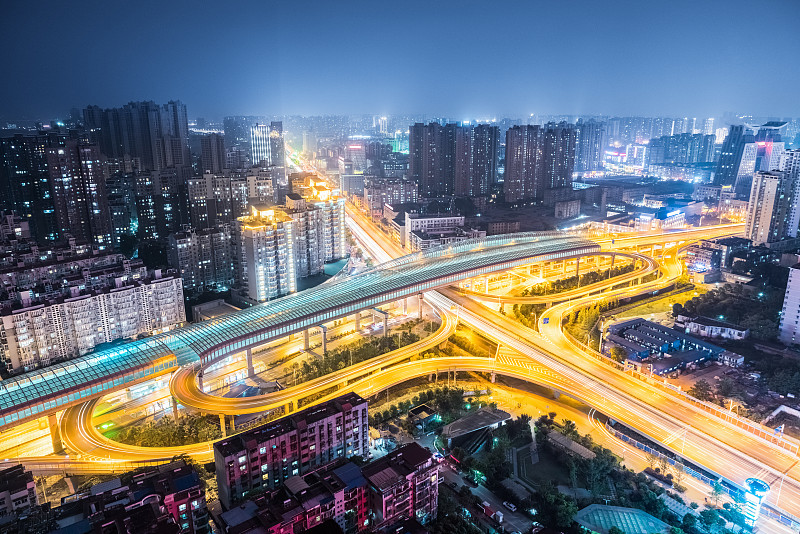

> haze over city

[
  {"left": 2, "top": 2, "right": 800, "bottom": 534},
  {"left": 2, "top": 0, "right": 800, "bottom": 120}
]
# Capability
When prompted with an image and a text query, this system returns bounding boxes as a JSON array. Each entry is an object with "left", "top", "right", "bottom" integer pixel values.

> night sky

[{"left": 2, "top": 0, "right": 799, "bottom": 121}]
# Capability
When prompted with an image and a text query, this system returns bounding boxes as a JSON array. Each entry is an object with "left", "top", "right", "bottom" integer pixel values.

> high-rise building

[
  {"left": 715, "top": 125, "right": 756, "bottom": 187},
  {"left": 646, "top": 133, "right": 716, "bottom": 167},
  {"left": 134, "top": 169, "right": 190, "bottom": 239},
  {"left": 250, "top": 123, "right": 272, "bottom": 166},
  {"left": 744, "top": 171, "right": 796, "bottom": 245},
  {"left": 302, "top": 130, "right": 316, "bottom": 156},
  {"left": 575, "top": 119, "right": 607, "bottom": 172},
  {"left": 200, "top": 133, "right": 226, "bottom": 173},
  {"left": 454, "top": 124, "right": 499, "bottom": 197},
  {"left": 213, "top": 392, "right": 369, "bottom": 509},
  {"left": 106, "top": 172, "right": 139, "bottom": 249},
  {"left": 408, "top": 122, "right": 456, "bottom": 197},
  {"left": 780, "top": 264, "right": 800, "bottom": 345},
  {"left": 46, "top": 141, "right": 113, "bottom": 249},
  {"left": 0, "top": 269, "right": 185, "bottom": 373},
  {"left": 236, "top": 205, "right": 296, "bottom": 302},
  {"left": 168, "top": 225, "right": 235, "bottom": 294},
  {"left": 504, "top": 123, "right": 576, "bottom": 203},
  {"left": 0, "top": 132, "right": 64, "bottom": 243},
  {"left": 83, "top": 100, "right": 190, "bottom": 172}
]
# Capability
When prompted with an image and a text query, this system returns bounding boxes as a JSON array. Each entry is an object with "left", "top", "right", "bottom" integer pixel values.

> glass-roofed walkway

[{"left": 0, "top": 232, "right": 599, "bottom": 428}]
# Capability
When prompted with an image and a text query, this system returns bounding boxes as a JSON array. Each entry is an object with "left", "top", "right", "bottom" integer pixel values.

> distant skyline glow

[{"left": 1, "top": 0, "right": 799, "bottom": 122}]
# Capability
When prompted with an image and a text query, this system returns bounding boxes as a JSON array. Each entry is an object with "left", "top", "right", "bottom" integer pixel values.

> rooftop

[
  {"left": 441, "top": 407, "right": 511, "bottom": 440},
  {"left": 575, "top": 504, "right": 670, "bottom": 534}
]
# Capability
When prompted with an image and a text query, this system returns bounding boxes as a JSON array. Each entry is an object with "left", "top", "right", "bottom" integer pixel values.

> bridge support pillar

[
  {"left": 562, "top": 260, "right": 567, "bottom": 274},
  {"left": 611, "top": 253, "right": 616, "bottom": 267},
  {"left": 319, "top": 325, "right": 328, "bottom": 354},
  {"left": 354, "top": 312, "right": 361, "bottom": 331},
  {"left": 48, "top": 414, "right": 63, "bottom": 454},
  {"left": 552, "top": 390, "right": 561, "bottom": 400},
  {"left": 372, "top": 308, "right": 388, "bottom": 336},
  {"left": 220, "top": 414, "right": 227, "bottom": 438},
  {"left": 400, "top": 298, "right": 407, "bottom": 314},
  {"left": 490, "top": 372, "right": 496, "bottom": 383},
  {"left": 172, "top": 397, "right": 180, "bottom": 420},
  {"left": 417, "top": 294, "right": 424, "bottom": 319},
  {"left": 304, "top": 329, "right": 310, "bottom": 350},
  {"left": 429, "top": 373, "right": 434, "bottom": 382},
  {"left": 246, "top": 348, "right": 254, "bottom": 378},
  {"left": 197, "top": 371, "right": 204, "bottom": 392},
  {"left": 576, "top": 257, "right": 581, "bottom": 278}
]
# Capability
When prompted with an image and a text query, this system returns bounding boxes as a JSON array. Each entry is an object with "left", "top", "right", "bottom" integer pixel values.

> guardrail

[{"left": 604, "top": 420, "right": 800, "bottom": 530}]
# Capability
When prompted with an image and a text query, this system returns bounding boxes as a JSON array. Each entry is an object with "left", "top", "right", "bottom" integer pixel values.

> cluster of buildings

[
  {"left": 0, "top": 213, "right": 184, "bottom": 375},
  {"left": 602, "top": 318, "right": 743, "bottom": 376},
  {"left": 0, "top": 460, "right": 208, "bottom": 534},
  {"left": 214, "top": 393, "right": 438, "bottom": 533}
]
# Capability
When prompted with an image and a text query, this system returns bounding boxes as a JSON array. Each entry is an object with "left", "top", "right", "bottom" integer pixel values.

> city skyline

[{"left": 2, "top": 0, "right": 800, "bottom": 122}]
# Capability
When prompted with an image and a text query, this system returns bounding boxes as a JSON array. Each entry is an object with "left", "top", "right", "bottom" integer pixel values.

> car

[{"left": 503, "top": 501, "right": 517, "bottom": 512}]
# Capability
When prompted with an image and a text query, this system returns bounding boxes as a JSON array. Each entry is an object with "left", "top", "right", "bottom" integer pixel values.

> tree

[
  {"left": 711, "top": 480, "right": 724, "bottom": 507},
  {"left": 672, "top": 303, "right": 684, "bottom": 317},
  {"left": 562, "top": 419, "right": 578, "bottom": 439},
  {"left": 645, "top": 451, "right": 659, "bottom": 469},
  {"left": 531, "top": 483, "right": 578, "bottom": 529},
  {"left": 688, "top": 379, "right": 713, "bottom": 401},
  {"left": 672, "top": 461, "right": 686, "bottom": 489},
  {"left": 699, "top": 508, "right": 721, "bottom": 529},
  {"left": 657, "top": 455, "right": 670, "bottom": 474},
  {"left": 609, "top": 346, "right": 628, "bottom": 363}
]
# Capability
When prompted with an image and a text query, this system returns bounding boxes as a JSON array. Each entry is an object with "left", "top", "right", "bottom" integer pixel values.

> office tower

[
  {"left": 200, "top": 133, "right": 226, "bottom": 173},
  {"left": 269, "top": 121, "right": 285, "bottom": 168},
  {"left": 780, "top": 264, "right": 800, "bottom": 345},
  {"left": 454, "top": 124, "right": 499, "bottom": 197},
  {"left": 83, "top": 100, "right": 190, "bottom": 172},
  {"left": 46, "top": 141, "right": 113, "bottom": 249},
  {"left": 574, "top": 119, "right": 607, "bottom": 172},
  {"left": 504, "top": 123, "right": 576, "bottom": 203},
  {"left": 213, "top": 392, "right": 369, "bottom": 509},
  {"left": 250, "top": 123, "right": 271, "bottom": 165},
  {"left": 0, "top": 270, "right": 185, "bottom": 373},
  {"left": 744, "top": 171, "right": 796, "bottom": 245},
  {"left": 168, "top": 225, "right": 234, "bottom": 294},
  {"left": 408, "top": 122, "right": 456, "bottom": 197},
  {"left": 0, "top": 132, "right": 64, "bottom": 243},
  {"left": 703, "top": 118, "right": 715, "bottom": 135},
  {"left": 362, "top": 443, "right": 438, "bottom": 527},
  {"left": 754, "top": 121, "right": 787, "bottom": 173},
  {"left": 715, "top": 125, "right": 756, "bottom": 187},
  {"left": 236, "top": 205, "right": 296, "bottom": 302}
]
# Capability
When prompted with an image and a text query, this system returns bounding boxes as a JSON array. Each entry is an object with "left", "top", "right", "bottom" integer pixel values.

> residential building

[
  {"left": 213, "top": 392, "right": 369, "bottom": 509},
  {"left": 408, "top": 122, "right": 456, "bottom": 197},
  {"left": 646, "top": 133, "right": 715, "bottom": 167},
  {"left": 168, "top": 225, "right": 235, "bottom": 294},
  {"left": 236, "top": 205, "right": 296, "bottom": 303},
  {"left": 744, "top": 171, "right": 796, "bottom": 246},
  {"left": 217, "top": 461, "right": 369, "bottom": 534},
  {"left": 83, "top": 100, "right": 190, "bottom": 171},
  {"left": 0, "top": 464, "right": 37, "bottom": 519},
  {"left": 454, "top": 124, "right": 499, "bottom": 197},
  {"left": 363, "top": 179, "right": 419, "bottom": 220},
  {"left": 134, "top": 168, "right": 191, "bottom": 240},
  {"left": 675, "top": 315, "right": 749, "bottom": 341},
  {"left": 0, "top": 269, "right": 185, "bottom": 374},
  {"left": 780, "top": 264, "right": 800, "bottom": 345},
  {"left": 47, "top": 140, "right": 113, "bottom": 249},
  {"left": 402, "top": 213, "right": 478, "bottom": 251},
  {"left": 574, "top": 119, "right": 606, "bottom": 172},
  {"left": 106, "top": 172, "right": 139, "bottom": 249},
  {"left": 0, "top": 131, "right": 65, "bottom": 244},
  {"left": 200, "top": 133, "right": 226, "bottom": 173},
  {"left": 362, "top": 442, "right": 438, "bottom": 528},
  {"left": 504, "top": 123, "right": 577, "bottom": 203}
]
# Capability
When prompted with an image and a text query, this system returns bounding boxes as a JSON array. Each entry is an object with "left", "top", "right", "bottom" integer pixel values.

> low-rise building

[
  {"left": 675, "top": 314, "right": 749, "bottom": 341},
  {"left": 214, "top": 393, "right": 369, "bottom": 509},
  {"left": 362, "top": 443, "right": 438, "bottom": 528},
  {"left": 0, "top": 464, "right": 37, "bottom": 519}
]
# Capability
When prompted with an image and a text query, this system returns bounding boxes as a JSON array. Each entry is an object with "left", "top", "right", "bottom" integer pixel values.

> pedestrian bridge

[{"left": 0, "top": 232, "right": 599, "bottom": 429}]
